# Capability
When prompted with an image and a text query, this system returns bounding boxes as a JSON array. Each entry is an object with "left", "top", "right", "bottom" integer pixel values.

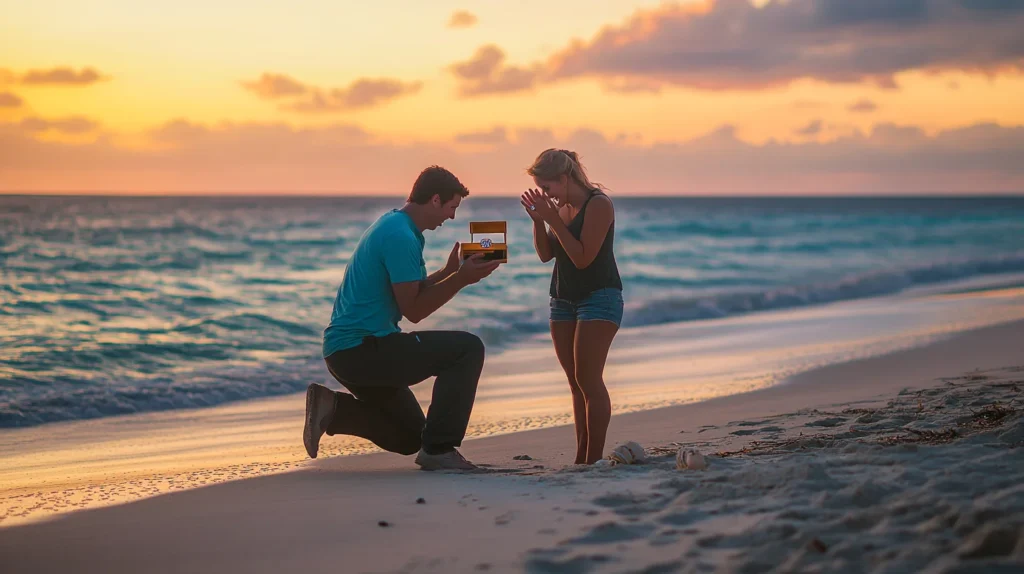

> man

[{"left": 303, "top": 166, "right": 501, "bottom": 470}]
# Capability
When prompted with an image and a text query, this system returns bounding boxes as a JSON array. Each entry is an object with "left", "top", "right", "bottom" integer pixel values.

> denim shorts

[{"left": 550, "top": 288, "right": 624, "bottom": 326}]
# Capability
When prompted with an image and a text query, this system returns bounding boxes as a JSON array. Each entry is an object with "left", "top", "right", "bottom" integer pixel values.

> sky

[{"left": 1, "top": 0, "right": 1023, "bottom": 195}]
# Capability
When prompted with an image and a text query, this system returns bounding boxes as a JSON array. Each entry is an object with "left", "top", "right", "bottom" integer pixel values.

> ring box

[{"left": 461, "top": 221, "right": 507, "bottom": 263}]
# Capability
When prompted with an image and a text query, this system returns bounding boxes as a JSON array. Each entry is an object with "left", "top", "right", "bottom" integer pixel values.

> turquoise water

[{"left": 1, "top": 196, "right": 1022, "bottom": 427}]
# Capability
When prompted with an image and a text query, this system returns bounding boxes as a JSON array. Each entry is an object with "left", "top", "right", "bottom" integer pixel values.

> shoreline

[
  {"left": 2, "top": 320, "right": 1021, "bottom": 572},
  {"left": 1, "top": 294, "right": 1022, "bottom": 523}
]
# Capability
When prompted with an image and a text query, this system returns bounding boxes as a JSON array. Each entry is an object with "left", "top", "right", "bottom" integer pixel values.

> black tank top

[{"left": 549, "top": 190, "right": 623, "bottom": 301}]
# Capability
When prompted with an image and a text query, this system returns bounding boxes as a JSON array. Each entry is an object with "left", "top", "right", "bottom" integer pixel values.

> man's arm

[
  {"left": 393, "top": 273, "right": 467, "bottom": 324},
  {"left": 423, "top": 267, "right": 454, "bottom": 288},
  {"left": 393, "top": 255, "right": 500, "bottom": 324},
  {"left": 423, "top": 241, "right": 461, "bottom": 287}
]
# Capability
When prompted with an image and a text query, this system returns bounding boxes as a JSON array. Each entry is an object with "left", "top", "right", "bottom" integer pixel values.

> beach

[
  {"left": 2, "top": 197, "right": 1024, "bottom": 572},
  {"left": 2, "top": 314, "right": 1022, "bottom": 573}
]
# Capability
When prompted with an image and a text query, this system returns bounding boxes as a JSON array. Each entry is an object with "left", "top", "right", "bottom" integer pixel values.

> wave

[
  {"left": 624, "top": 253, "right": 1024, "bottom": 327},
  {"left": 0, "top": 361, "right": 323, "bottom": 428}
]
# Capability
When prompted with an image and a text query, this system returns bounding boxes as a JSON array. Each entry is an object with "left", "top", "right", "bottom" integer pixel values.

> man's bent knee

[{"left": 459, "top": 332, "right": 485, "bottom": 360}]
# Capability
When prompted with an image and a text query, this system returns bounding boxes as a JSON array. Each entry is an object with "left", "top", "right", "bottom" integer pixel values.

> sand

[{"left": 1, "top": 320, "right": 1022, "bottom": 573}]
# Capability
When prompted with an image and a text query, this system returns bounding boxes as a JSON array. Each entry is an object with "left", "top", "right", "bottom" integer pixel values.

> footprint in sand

[
  {"left": 525, "top": 553, "right": 613, "bottom": 574},
  {"left": 806, "top": 417, "right": 847, "bottom": 428},
  {"left": 495, "top": 511, "right": 518, "bottom": 526},
  {"left": 566, "top": 521, "right": 656, "bottom": 545}
]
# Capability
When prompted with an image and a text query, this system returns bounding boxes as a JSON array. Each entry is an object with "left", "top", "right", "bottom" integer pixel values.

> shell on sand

[
  {"left": 607, "top": 441, "right": 648, "bottom": 465},
  {"left": 676, "top": 448, "right": 708, "bottom": 471}
]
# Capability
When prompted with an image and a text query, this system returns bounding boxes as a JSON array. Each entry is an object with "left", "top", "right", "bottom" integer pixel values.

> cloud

[
  {"left": 794, "top": 119, "right": 824, "bottom": 136},
  {"left": 448, "top": 10, "right": 478, "bottom": 29},
  {"left": 19, "top": 116, "right": 99, "bottom": 134},
  {"left": 455, "top": 126, "right": 508, "bottom": 145},
  {"left": 848, "top": 98, "right": 879, "bottom": 113},
  {"left": 449, "top": 45, "right": 541, "bottom": 96},
  {"left": 452, "top": 0, "right": 1024, "bottom": 95},
  {"left": 2, "top": 119, "right": 1022, "bottom": 194},
  {"left": 242, "top": 73, "right": 422, "bottom": 112},
  {"left": 241, "top": 73, "right": 308, "bottom": 99},
  {"left": 602, "top": 77, "right": 663, "bottom": 94},
  {"left": 0, "top": 92, "right": 23, "bottom": 108},
  {"left": 21, "top": 67, "right": 108, "bottom": 86},
  {"left": 288, "top": 79, "right": 423, "bottom": 112}
]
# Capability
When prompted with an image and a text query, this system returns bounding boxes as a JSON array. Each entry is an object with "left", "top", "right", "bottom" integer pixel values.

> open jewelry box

[{"left": 461, "top": 221, "right": 508, "bottom": 263}]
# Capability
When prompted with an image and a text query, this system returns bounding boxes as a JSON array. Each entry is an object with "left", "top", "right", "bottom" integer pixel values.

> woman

[{"left": 520, "top": 149, "right": 623, "bottom": 464}]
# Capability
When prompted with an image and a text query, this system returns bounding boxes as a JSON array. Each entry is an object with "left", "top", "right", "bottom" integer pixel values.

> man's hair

[{"left": 408, "top": 165, "right": 470, "bottom": 205}]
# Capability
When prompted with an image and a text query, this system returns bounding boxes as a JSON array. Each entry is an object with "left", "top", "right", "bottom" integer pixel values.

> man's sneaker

[
  {"left": 303, "top": 383, "right": 336, "bottom": 459},
  {"left": 414, "top": 448, "right": 478, "bottom": 471}
]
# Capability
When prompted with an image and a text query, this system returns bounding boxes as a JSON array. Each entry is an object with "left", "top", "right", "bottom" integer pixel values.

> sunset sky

[{"left": 2, "top": 0, "right": 1023, "bottom": 195}]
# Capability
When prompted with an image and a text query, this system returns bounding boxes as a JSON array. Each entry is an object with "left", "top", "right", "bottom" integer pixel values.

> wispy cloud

[
  {"left": 794, "top": 119, "right": 824, "bottom": 136},
  {"left": 21, "top": 67, "right": 108, "bottom": 86},
  {"left": 449, "top": 45, "right": 541, "bottom": 96},
  {"left": 241, "top": 73, "right": 308, "bottom": 99},
  {"left": 287, "top": 79, "right": 423, "bottom": 113},
  {"left": 848, "top": 98, "right": 879, "bottom": 113},
  {"left": 448, "top": 10, "right": 478, "bottom": 29},
  {"left": 0, "top": 92, "right": 23, "bottom": 108},
  {"left": 18, "top": 116, "right": 99, "bottom": 134},
  {"left": 242, "top": 73, "right": 422, "bottom": 112}
]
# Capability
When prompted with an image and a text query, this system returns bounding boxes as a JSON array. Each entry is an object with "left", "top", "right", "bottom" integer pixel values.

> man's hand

[
  {"left": 394, "top": 253, "right": 500, "bottom": 324},
  {"left": 457, "top": 253, "right": 501, "bottom": 286},
  {"left": 442, "top": 241, "right": 461, "bottom": 277}
]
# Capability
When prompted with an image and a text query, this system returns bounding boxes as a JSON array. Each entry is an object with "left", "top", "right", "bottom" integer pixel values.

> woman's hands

[{"left": 520, "top": 188, "right": 559, "bottom": 225}]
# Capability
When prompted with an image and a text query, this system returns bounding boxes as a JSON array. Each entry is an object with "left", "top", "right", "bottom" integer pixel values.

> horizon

[
  {"left": 3, "top": 191, "right": 1024, "bottom": 199},
  {"left": 2, "top": 0, "right": 1023, "bottom": 194}
]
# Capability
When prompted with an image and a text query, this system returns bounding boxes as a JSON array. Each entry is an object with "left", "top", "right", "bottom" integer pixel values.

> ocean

[{"left": 2, "top": 195, "right": 1023, "bottom": 427}]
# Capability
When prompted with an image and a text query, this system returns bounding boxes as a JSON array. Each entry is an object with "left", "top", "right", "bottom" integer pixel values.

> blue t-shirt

[{"left": 322, "top": 209, "right": 426, "bottom": 357}]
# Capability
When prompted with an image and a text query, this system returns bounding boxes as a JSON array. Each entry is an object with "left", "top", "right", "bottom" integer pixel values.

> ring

[{"left": 529, "top": 205, "right": 536, "bottom": 211}]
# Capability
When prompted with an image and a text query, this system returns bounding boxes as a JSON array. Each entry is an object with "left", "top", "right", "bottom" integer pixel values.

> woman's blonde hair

[{"left": 527, "top": 149, "right": 605, "bottom": 192}]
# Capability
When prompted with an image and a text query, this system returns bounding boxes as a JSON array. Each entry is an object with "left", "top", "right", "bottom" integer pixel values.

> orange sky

[{"left": 1, "top": 0, "right": 1023, "bottom": 194}]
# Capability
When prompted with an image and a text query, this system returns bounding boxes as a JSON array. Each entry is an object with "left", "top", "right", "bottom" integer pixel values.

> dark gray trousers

[{"left": 324, "top": 331, "right": 485, "bottom": 455}]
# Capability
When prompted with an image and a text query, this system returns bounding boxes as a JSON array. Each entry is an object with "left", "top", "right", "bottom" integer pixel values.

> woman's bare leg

[
  {"left": 551, "top": 320, "right": 587, "bottom": 464},
  {"left": 573, "top": 320, "right": 618, "bottom": 464}
]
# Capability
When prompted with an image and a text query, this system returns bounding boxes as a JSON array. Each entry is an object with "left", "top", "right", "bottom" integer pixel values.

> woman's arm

[
  {"left": 522, "top": 189, "right": 555, "bottom": 263},
  {"left": 532, "top": 220, "right": 554, "bottom": 263},
  {"left": 545, "top": 196, "right": 614, "bottom": 270}
]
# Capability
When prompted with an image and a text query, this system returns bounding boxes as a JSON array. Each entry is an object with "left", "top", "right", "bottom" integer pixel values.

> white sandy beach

[{"left": 2, "top": 300, "right": 1023, "bottom": 572}]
